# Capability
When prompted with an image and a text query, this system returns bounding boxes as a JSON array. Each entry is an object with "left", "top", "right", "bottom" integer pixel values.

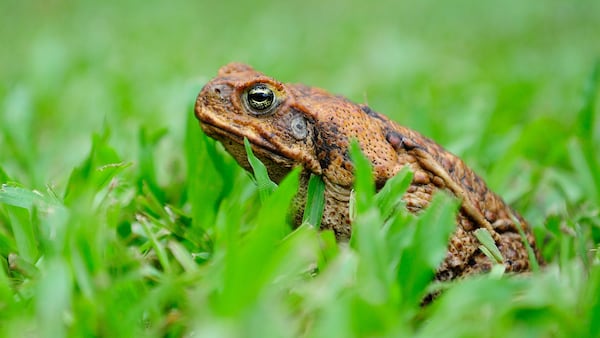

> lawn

[{"left": 1, "top": 0, "right": 600, "bottom": 337}]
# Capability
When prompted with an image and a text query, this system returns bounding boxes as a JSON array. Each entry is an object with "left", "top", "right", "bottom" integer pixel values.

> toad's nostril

[{"left": 209, "top": 84, "right": 232, "bottom": 100}]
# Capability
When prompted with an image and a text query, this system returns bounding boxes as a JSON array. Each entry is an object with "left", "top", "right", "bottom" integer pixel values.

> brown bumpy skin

[{"left": 194, "top": 63, "right": 541, "bottom": 280}]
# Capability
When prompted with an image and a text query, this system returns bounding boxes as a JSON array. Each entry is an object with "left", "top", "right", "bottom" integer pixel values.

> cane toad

[{"left": 194, "top": 63, "right": 540, "bottom": 280}]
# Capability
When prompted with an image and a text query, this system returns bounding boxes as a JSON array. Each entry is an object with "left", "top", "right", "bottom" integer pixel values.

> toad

[{"left": 194, "top": 63, "right": 541, "bottom": 280}]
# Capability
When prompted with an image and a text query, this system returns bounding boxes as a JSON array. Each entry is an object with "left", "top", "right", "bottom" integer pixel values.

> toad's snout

[
  {"left": 195, "top": 82, "right": 236, "bottom": 122},
  {"left": 201, "top": 82, "right": 233, "bottom": 102}
]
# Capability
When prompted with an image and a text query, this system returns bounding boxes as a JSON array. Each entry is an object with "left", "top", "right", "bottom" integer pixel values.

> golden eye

[{"left": 245, "top": 84, "right": 277, "bottom": 114}]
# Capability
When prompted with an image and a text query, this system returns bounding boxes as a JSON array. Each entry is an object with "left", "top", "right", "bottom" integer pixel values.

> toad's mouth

[
  {"left": 202, "top": 123, "right": 292, "bottom": 161},
  {"left": 199, "top": 118, "right": 299, "bottom": 179}
]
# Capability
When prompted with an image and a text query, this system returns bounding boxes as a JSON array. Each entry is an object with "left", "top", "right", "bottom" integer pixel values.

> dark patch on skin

[
  {"left": 311, "top": 121, "right": 320, "bottom": 145},
  {"left": 462, "top": 176, "right": 475, "bottom": 192},
  {"left": 385, "top": 130, "right": 405, "bottom": 151},
  {"left": 360, "top": 104, "right": 387, "bottom": 123},
  {"left": 318, "top": 150, "right": 332, "bottom": 170},
  {"left": 342, "top": 149, "right": 352, "bottom": 164},
  {"left": 375, "top": 176, "right": 388, "bottom": 190},
  {"left": 315, "top": 122, "right": 345, "bottom": 171},
  {"left": 334, "top": 149, "right": 351, "bottom": 171},
  {"left": 328, "top": 124, "right": 340, "bottom": 134},
  {"left": 385, "top": 128, "right": 425, "bottom": 152},
  {"left": 360, "top": 104, "right": 377, "bottom": 116},
  {"left": 342, "top": 161, "right": 353, "bottom": 171},
  {"left": 401, "top": 137, "right": 419, "bottom": 150}
]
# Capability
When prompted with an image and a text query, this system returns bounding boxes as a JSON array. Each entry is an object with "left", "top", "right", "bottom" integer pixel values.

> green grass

[{"left": 1, "top": 0, "right": 600, "bottom": 337}]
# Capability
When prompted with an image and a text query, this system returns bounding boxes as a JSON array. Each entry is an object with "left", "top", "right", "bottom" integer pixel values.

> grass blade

[
  {"left": 244, "top": 137, "right": 277, "bottom": 202},
  {"left": 302, "top": 174, "right": 326, "bottom": 228},
  {"left": 511, "top": 214, "right": 541, "bottom": 272},
  {"left": 0, "top": 184, "right": 46, "bottom": 209},
  {"left": 474, "top": 228, "right": 504, "bottom": 264},
  {"left": 396, "top": 192, "right": 459, "bottom": 308},
  {"left": 375, "top": 165, "right": 413, "bottom": 219}
]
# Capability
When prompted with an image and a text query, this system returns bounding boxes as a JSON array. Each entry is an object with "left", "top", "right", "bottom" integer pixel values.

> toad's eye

[{"left": 245, "top": 84, "right": 277, "bottom": 114}]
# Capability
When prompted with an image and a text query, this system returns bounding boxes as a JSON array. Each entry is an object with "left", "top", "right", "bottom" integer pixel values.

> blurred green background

[
  {"left": 2, "top": 1, "right": 600, "bottom": 337},
  {"left": 2, "top": 0, "right": 599, "bottom": 189}
]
